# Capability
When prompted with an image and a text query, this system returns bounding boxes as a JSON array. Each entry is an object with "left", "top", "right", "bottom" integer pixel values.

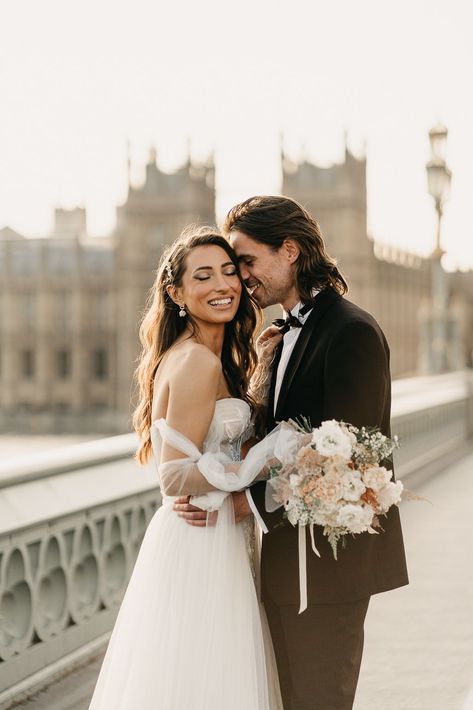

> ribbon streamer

[
  {"left": 309, "top": 523, "right": 321, "bottom": 557},
  {"left": 298, "top": 524, "right": 321, "bottom": 614},
  {"left": 298, "top": 525, "right": 307, "bottom": 614}
]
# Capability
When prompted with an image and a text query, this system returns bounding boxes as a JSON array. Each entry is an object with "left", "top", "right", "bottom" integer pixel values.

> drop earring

[{"left": 178, "top": 303, "right": 186, "bottom": 318}]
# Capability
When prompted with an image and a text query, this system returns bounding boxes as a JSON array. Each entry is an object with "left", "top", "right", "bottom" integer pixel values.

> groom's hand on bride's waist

[
  {"left": 173, "top": 492, "right": 252, "bottom": 526},
  {"left": 173, "top": 497, "right": 212, "bottom": 527}
]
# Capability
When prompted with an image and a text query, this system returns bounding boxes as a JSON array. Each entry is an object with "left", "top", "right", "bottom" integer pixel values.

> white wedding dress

[{"left": 89, "top": 398, "right": 282, "bottom": 709}]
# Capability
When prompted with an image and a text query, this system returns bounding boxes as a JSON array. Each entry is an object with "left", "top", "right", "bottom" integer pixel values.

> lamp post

[
  {"left": 425, "top": 124, "right": 452, "bottom": 373},
  {"left": 426, "top": 124, "right": 452, "bottom": 259}
]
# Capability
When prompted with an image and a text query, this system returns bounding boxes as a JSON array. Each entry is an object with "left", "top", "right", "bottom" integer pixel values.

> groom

[{"left": 175, "top": 195, "right": 409, "bottom": 710}]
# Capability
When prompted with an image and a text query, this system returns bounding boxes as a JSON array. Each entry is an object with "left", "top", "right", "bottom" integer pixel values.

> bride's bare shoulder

[
  {"left": 163, "top": 341, "right": 222, "bottom": 383},
  {"left": 152, "top": 343, "right": 221, "bottom": 421},
  {"left": 173, "top": 341, "right": 221, "bottom": 368},
  {"left": 156, "top": 342, "right": 221, "bottom": 414}
]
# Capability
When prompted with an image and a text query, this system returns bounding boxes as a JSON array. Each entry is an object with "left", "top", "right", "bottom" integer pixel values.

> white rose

[
  {"left": 340, "top": 470, "right": 366, "bottom": 502},
  {"left": 377, "top": 480, "right": 403, "bottom": 512},
  {"left": 312, "top": 420, "right": 353, "bottom": 459},
  {"left": 343, "top": 425, "right": 358, "bottom": 447},
  {"left": 362, "top": 466, "right": 392, "bottom": 492},
  {"left": 336, "top": 503, "right": 374, "bottom": 533},
  {"left": 313, "top": 502, "right": 339, "bottom": 527}
]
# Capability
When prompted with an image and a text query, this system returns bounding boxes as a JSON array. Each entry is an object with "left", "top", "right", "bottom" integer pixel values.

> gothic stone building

[
  {"left": 0, "top": 153, "right": 215, "bottom": 433},
  {"left": 282, "top": 147, "right": 472, "bottom": 377},
  {"left": 0, "top": 148, "right": 471, "bottom": 434}
]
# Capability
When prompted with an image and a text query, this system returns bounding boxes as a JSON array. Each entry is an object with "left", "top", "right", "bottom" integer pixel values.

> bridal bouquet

[{"left": 266, "top": 418, "right": 402, "bottom": 560}]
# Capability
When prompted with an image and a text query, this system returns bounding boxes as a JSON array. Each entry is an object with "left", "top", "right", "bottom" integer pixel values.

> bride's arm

[{"left": 159, "top": 346, "right": 238, "bottom": 496}]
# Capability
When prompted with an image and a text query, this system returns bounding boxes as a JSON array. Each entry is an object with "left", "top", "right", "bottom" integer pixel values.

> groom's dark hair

[{"left": 223, "top": 195, "right": 348, "bottom": 300}]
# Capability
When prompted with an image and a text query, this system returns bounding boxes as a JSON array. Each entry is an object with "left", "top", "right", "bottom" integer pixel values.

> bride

[{"left": 88, "top": 226, "right": 283, "bottom": 709}]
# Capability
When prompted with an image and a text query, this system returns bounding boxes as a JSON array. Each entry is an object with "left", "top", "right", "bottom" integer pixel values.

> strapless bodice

[
  {"left": 150, "top": 397, "right": 252, "bottom": 465},
  {"left": 204, "top": 398, "right": 252, "bottom": 461}
]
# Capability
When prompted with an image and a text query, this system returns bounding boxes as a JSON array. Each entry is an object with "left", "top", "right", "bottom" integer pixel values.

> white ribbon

[
  {"left": 297, "top": 523, "right": 321, "bottom": 614},
  {"left": 309, "top": 523, "right": 321, "bottom": 557},
  {"left": 298, "top": 525, "right": 307, "bottom": 614}
]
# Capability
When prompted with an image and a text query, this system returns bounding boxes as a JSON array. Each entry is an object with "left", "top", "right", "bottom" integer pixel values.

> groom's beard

[{"left": 248, "top": 281, "right": 290, "bottom": 309}]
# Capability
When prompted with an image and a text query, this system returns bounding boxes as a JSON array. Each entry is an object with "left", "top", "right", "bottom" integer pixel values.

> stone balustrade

[
  {"left": 391, "top": 371, "right": 473, "bottom": 484},
  {"left": 1, "top": 370, "right": 472, "bottom": 706},
  {"left": 0, "top": 439, "right": 159, "bottom": 705}
]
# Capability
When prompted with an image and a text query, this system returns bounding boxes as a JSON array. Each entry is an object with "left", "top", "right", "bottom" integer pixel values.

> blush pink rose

[{"left": 313, "top": 474, "right": 343, "bottom": 503}]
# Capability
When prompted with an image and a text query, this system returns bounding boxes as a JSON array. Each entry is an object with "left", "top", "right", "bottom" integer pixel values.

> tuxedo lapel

[{"left": 275, "top": 288, "right": 341, "bottom": 421}]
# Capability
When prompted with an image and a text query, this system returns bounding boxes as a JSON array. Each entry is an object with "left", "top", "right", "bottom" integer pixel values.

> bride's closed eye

[{"left": 194, "top": 269, "right": 238, "bottom": 281}]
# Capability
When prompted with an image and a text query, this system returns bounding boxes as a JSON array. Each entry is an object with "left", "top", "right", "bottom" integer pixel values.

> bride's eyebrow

[{"left": 193, "top": 261, "right": 235, "bottom": 273}]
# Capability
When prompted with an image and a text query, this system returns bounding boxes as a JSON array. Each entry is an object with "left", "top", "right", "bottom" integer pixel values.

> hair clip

[{"left": 165, "top": 262, "right": 173, "bottom": 283}]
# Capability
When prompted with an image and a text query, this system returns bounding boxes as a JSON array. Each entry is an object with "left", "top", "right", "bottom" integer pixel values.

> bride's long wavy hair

[{"left": 133, "top": 226, "right": 261, "bottom": 464}]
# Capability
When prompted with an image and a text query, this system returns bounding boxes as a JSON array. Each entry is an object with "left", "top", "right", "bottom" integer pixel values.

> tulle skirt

[{"left": 89, "top": 496, "right": 282, "bottom": 709}]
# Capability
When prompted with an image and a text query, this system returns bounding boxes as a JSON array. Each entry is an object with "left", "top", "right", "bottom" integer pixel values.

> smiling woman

[{"left": 132, "top": 225, "right": 261, "bottom": 466}]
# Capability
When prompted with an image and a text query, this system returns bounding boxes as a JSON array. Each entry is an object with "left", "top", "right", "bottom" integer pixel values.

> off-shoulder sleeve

[{"left": 154, "top": 419, "right": 274, "bottom": 499}]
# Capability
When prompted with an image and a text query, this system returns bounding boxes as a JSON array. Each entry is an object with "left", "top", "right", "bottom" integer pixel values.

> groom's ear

[{"left": 282, "top": 238, "right": 300, "bottom": 264}]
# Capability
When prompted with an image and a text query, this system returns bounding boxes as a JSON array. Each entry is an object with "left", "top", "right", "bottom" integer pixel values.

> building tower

[{"left": 114, "top": 147, "right": 216, "bottom": 426}]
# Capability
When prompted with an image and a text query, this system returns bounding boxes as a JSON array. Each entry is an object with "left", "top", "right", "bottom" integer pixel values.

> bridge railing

[
  {"left": 391, "top": 371, "right": 473, "bottom": 484},
  {"left": 1, "top": 370, "right": 472, "bottom": 706},
  {"left": 0, "top": 436, "right": 160, "bottom": 706}
]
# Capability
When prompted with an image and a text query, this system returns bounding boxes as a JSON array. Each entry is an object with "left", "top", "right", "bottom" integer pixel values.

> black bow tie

[
  {"left": 272, "top": 303, "right": 313, "bottom": 335},
  {"left": 272, "top": 313, "right": 303, "bottom": 334}
]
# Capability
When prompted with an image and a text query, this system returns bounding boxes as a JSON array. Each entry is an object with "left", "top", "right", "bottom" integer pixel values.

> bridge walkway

[{"left": 10, "top": 451, "right": 473, "bottom": 710}]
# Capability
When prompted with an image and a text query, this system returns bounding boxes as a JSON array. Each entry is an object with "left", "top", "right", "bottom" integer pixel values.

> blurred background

[{"left": 0, "top": 1, "right": 472, "bottom": 708}]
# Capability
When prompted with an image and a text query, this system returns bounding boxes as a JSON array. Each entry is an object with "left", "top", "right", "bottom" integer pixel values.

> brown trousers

[{"left": 264, "top": 596, "right": 370, "bottom": 710}]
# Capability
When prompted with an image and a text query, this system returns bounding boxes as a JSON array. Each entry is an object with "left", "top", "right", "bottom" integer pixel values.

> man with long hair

[{"left": 177, "top": 196, "right": 409, "bottom": 710}]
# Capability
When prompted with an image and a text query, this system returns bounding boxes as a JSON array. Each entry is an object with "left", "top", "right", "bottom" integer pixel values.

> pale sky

[{"left": 0, "top": 0, "right": 472, "bottom": 270}]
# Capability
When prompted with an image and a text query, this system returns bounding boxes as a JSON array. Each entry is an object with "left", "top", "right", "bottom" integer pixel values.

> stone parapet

[{"left": 0, "top": 441, "right": 159, "bottom": 701}]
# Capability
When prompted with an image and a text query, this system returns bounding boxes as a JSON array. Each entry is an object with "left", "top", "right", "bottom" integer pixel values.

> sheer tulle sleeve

[
  {"left": 154, "top": 419, "right": 226, "bottom": 497},
  {"left": 154, "top": 418, "right": 275, "bottom": 500}
]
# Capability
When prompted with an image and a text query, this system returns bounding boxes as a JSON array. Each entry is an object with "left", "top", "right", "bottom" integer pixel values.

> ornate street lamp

[
  {"left": 426, "top": 124, "right": 452, "bottom": 259},
  {"left": 424, "top": 124, "right": 453, "bottom": 373}
]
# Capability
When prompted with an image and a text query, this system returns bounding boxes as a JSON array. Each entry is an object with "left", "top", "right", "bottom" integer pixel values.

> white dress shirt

[
  {"left": 246, "top": 298, "right": 316, "bottom": 533},
  {"left": 273, "top": 301, "right": 314, "bottom": 415}
]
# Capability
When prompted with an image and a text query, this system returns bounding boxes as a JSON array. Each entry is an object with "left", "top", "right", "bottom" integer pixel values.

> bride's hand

[{"left": 256, "top": 326, "right": 283, "bottom": 363}]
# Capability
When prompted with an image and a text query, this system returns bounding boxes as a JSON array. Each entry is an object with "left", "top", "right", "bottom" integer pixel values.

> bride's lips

[{"left": 207, "top": 297, "right": 234, "bottom": 310}]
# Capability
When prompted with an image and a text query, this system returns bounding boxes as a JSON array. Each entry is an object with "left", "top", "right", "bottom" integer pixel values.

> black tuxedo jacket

[{"left": 250, "top": 287, "right": 409, "bottom": 606}]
